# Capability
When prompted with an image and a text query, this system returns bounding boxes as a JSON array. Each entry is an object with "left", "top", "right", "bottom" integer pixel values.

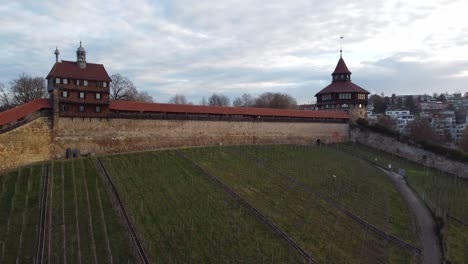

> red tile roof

[
  {"left": 0, "top": 99, "right": 52, "bottom": 126},
  {"left": 110, "top": 100, "right": 349, "bottom": 120},
  {"left": 315, "top": 81, "right": 369, "bottom": 96},
  {"left": 332, "top": 57, "right": 351, "bottom": 75},
  {"left": 46, "top": 60, "right": 112, "bottom": 82}
]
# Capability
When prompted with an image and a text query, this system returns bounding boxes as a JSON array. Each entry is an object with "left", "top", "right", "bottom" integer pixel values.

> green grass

[
  {"left": 181, "top": 145, "right": 418, "bottom": 263},
  {"left": 0, "top": 164, "right": 42, "bottom": 263},
  {"left": 336, "top": 142, "right": 468, "bottom": 263},
  {"left": 102, "top": 151, "right": 305, "bottom": 263},
  {"left": 47, "top": 158, "right": 135, "bottom": 263}
]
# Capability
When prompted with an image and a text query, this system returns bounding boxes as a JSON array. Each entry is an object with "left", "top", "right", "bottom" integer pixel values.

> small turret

[{"left": 76, "top": 41, "right": 86, "bottom": 69}]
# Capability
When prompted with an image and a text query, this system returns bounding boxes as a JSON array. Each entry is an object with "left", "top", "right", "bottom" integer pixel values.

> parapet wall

[
  {"left": 0, "top": 117, "right": 51, "bottom": 171},
  {"left": 52, "top": 118, "right": 349, "bottom": 157}
]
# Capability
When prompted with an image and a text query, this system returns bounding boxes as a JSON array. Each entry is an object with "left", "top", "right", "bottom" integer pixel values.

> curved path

[{"left": 380, "top": 168, "right": 442, "bottom": 264}]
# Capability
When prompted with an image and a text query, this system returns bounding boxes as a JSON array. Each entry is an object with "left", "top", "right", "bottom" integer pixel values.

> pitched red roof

[
  {"left": 46, "top": 60, "right": 112, "bottom": 82},
  {"left": 0, "top": 99, "right": 52, "bottom": 126},
  {"left": 110, "top": 100, "right": 349, "bottom": 120},
  {"left": 332, "top": 57, "right": 351, "bottom": 75},
  {"left": 315, "top": 81, "right": 369, "bottom": 96}
]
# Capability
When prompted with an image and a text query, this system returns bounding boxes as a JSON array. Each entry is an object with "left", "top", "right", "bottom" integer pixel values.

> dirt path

[{"left": 380, "top": 169, "right": 442, "bottom": 264}]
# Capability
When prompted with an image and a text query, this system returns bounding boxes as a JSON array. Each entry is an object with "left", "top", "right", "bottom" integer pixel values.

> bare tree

[
  {"left": 199, "top": 97, "right": 208, "bottom": 106},
  {"left": 406, "top": 119, "right": 437, "bottom": 142},
  {"left": 134, "top": 91, "right": 153, "bottom": 103},
  {"left": 168, "top": 94, "right": 189, "bottom": 104},
  {"left": 0, "top": 73, "right": 47, "bottom": 110},
  {"left": 233, "top": 93, "right": 255, "bottom": 107},
  {"left": 0, "top": 82, "right": 12, "bottom": 110},
  {"left": 208, "top": 93, "right": 230, "bottom": 106},
  {"left": 376, "top": 115, "right": 397, "bottom": 130},
  {"left": 110, "top": 73, "right": 138, "bottom": 100},
  {"left": 254, "top": 92, "right": 297, "bottom": 109}
]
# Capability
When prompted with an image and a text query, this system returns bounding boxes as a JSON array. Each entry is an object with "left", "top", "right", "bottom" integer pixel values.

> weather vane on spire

[{"left": 340, "top": 36, "right": 343, "bottom": 57}]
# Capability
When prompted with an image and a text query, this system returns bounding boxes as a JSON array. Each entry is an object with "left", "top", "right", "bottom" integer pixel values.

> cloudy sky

[{"left": 1, "top": 0, "right": 467, "bottom": 104}]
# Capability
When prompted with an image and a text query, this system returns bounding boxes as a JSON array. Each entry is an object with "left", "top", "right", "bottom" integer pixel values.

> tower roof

[
  {"left": 315, "top": 55, "right": 369, "bottom": 96},
  {"left": 332, "top": 57, "right": 351, "bottom": 75},
  {"left": 46, "top": 60, "right": 111, "bottom": 81},
  {"left": 77, "top": 41, "right": 85, "bottom": 52}
]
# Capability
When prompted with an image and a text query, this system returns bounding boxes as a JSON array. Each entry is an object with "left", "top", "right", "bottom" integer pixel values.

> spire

[
  {"left": 340, "top": 36, "right": 343, "bottom": 58},
  {"left": 54, "top": 46, "right": 60, "bottom": 63}
]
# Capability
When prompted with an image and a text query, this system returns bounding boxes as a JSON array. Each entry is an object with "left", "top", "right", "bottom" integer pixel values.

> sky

[{"left": 0, "top": 0, "right": 467, "bottom": 104}]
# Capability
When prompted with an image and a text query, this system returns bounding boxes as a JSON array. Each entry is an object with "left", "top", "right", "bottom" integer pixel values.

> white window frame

[
  {"left": 63, "top": 78, "right": 68, "bottom": 84},
  {"left": 83, "top": 80, "right": 88, "bottom": 86},
  {"left": 95, "top": 93, "right": 101, "bottom": 100},
  {"left": 95, "top": 106, "right": 101, "bottom": 113},
  {"left": 76, "top": 79, "right": 81, "bottom": 85},
  {"left": 62, "top": 91, "right": 68, "bottom": 98},
  {"left": 79, "top": 92, "right": 85, "bottom": 99},
  {"left": 79, "top": 105, "right": 85, "bottom": 112},
  {"left": 103, "top": 82, "right": 107, "bottom": 88},
  {"left": 55, "top": 78, "right": 61, "bottom": 84}
]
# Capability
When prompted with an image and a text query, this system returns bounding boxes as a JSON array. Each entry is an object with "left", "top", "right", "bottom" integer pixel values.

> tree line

[{"left": 168, "top": 92, "right": 297, "bottom": 109}]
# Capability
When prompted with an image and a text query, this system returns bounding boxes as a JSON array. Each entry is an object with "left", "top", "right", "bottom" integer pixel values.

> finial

[
  {"left": 340, "top": 36, "right": 343, "bottom": 58},
  {"left": 54, "top": 46, "right": 60, "bottom": 62},
  {"left": 80, "top": 40, "right": 82, "bottom": 47}
]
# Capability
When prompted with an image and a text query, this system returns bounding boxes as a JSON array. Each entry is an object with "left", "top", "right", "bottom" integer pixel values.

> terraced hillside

[
  {"left": 0, "top": 144, "right": 426, "bottom": 263},
  {"left": 101, "top": 151, "right": 304, "bottom": 263},
  {"left": 0, "top": 164, "right": 43, "bottom": 263},
  {"left": 45, "top": 158, "right": 135, "bottom": 263},
  {"left": 337, "top": 143, "right": 468, "bottom": 263},
  {"left": 101, "top": 145, "right": 420, "bottom": 263}
]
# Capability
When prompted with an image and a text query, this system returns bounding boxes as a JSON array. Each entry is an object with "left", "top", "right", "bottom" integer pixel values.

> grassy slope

[
  {"left": 182, "top": 146, "right": 416, "bottom": 263},
  {"left": 0, "top": 165, "right": 42, "bottom": 263},
  {"left": 337, "top": 142, "right": 468, "bottom": 263},
  {"left": 102, "top": 151, "right": 304, "bottom": 263},
  {"left": 47, "top": 158, "right": 135, "bottom": 263}
]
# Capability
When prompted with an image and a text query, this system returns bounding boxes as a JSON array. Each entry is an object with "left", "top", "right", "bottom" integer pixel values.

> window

[
  {"left": 55, "top": 78, "right": 61, "bottom": 84},
  {"left": 103, "top": 82, "right": 107, "bottom": 88},
  {"left": 79, "top": 105, "right": 85, "bottom": 112},
  {"left": 79, "top": 92, "right": 85, "bottom": 99},
  {"left": 61, "top": 91, "right": 68, "bottom": 98},
  {"left": 61, "top": 105, "right": 69, "bottom": 112},
  {"left": 358, "top": 94, "right": 366, "bottom": 100},
  {"left": 95, "top": 106, "right": 101, "bottom": 113},
  {"left": 322, "top": 94, "right": 332, "bottom": 101},
  {"left": 339, "top": 93, "right": 351, "bottom": 100},
  {"left": 96, "top": 81, "right": 102, "bottom": 87},
  {"left": 83, "top": 80, "right": 88, "bottom": 86},
  {"left": 76, "top": 80, "right": 81, "bottom": 85},
  {"left": 95, "top": 93, "right": 101, "bottom": 100},
  {"left": 63, "top": 78, "right": 68, "bottom": 84}
]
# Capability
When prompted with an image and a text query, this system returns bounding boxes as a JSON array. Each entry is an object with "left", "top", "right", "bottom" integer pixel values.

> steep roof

[
  {"left": 110, "top": 100, "right": 350, "bottom": 120},
  {"left": 315, "top": 81, "right": 369, "bottom": 96},
  {"left": 0, "top": 99, "right": 51, "bottom": 126},
  {"left": 332, "top": 57, "right": 351, "bottom": 75},
  {"left": 46, "top": 60, "right": 111, "bottom": 82}
]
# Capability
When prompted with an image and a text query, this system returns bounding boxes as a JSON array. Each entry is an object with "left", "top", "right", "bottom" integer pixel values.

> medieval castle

[{"left": 0, "top": 43, "right": 369, "bottom": 170}]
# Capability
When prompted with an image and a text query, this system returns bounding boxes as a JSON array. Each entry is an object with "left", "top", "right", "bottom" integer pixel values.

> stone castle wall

[
  {"left": 0, "top": 117, "right": 51, "bottom": 171},
  {"left": 350, "top": 127, "right": 468, "bottom": 178},
  {"left": 0, "top": 116, "right": 348, "bottom": 171},
  {"left": 52, "top": 118, "right": 349, "bottom": 157}
]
